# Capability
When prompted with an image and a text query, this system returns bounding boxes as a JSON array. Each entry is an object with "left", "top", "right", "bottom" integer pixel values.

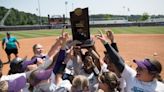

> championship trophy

[{"left": 70, "top": 8, "right": 94, "bottom": 48}]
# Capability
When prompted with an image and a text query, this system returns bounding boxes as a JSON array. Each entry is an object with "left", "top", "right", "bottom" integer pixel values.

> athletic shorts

[{"left": 5, "top": 48, "right": 18, "bottom": 56}]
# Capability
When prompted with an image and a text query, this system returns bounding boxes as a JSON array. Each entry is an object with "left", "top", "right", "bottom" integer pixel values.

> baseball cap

[
  {"left": 10, "top": 57, "right": 26, "bottom": 65},
  {"left": 8, "top": 76, "right": 26, "bottom": 92},
  {"left": 10, "top": 57, "right": 27, "bottom": 73},
  {"left": 30, "top": 69, "right": 52, "bottom": 86},
  {"left": 133, "top": 58, "right": 161, "bottom": 73}
]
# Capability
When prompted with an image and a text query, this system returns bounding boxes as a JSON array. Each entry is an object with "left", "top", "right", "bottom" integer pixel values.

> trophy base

[{"left": 79, "top": 39, "right": 95, "bottom": 48}]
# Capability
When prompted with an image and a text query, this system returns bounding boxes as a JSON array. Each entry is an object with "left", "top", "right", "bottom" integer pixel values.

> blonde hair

[
  {"left": 32, "top": 44, "right": 43, "bottom": 54},
  {"left": 99, "top": 72, "right": 120, "bottom": 92},
  {"left": 0, "top": 81, "right": 8, "bottom": 92},
  {"left": 71, "top": 75, "right": 89, "bottom": 92}
]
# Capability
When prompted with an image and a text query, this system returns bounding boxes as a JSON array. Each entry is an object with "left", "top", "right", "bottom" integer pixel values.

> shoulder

[
  {"left": 10, "top": 36, "right": 17, "bottom": 40},
  {"left": 121, "top": 64, "right": 136, "bottom": 80},
  {"left": 156, "top": 80, "right": 164, "bottom": 87},
  {"left": 153, "top": 80, "right": 164, "bottom": 91}
]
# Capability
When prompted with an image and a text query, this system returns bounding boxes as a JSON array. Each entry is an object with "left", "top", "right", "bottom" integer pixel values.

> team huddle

[{"left": 0, "top": 29, "right": 164, "bottom": 92}]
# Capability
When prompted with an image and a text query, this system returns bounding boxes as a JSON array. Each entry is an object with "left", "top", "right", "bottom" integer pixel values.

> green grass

[{"left": 0, "top": 26, "right": 164, "bottom": 39}]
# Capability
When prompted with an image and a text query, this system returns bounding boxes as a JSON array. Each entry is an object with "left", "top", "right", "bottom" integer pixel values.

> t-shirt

[
  {"left": 122, "top": 64, "right": 164, "bottom": 92},
  {"left": 3, "top": 37, "right": 17, "bottom": 49}
]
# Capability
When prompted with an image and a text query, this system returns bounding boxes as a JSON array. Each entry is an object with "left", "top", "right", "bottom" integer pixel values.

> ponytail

[{"left": 156, "top": 74, "right": 163, "bottom": 82}]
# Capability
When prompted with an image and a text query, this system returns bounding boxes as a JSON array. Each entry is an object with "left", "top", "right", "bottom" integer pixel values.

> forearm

[
  {"left": 16, "top": 41, "right": 20, "bottom": 48},
  {"left": 104, "top": 43, "right": 125, "bottom": 73},
  {"left": 90, "top": 49, "right": 100, "bottom": 60},
  {"left": 48, "top": 43, "right": 61, "bottom": 59}
]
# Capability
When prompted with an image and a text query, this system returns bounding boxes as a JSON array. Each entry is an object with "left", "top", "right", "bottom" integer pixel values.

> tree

[
  {"left": 0, "top": 6, "right": 48, "bottom": 25},
  {"left": 140, "top": 12, "right": 149, "bottom": 21}
]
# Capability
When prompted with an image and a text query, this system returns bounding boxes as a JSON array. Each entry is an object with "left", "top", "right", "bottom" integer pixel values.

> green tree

[
  {"left": 140, "top": 12, "right": 149, "bottom": 21},
  {"left": 0, "top": 6, "right": 48, "bottom": 25}
]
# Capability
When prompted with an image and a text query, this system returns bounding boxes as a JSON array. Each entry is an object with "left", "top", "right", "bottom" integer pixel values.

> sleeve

[
  {"left": 121, "top": 64, "right": 136, "bottom": 81},
  {"left": 111, "top": 42, "right": 119, "bottom": 52},
  {"left": 53, "top": 49, "right": 66, "bottom": 74},
  {"left": 21, "top": 56, "right": 46, "bottom": 71},
  {"left": 104, "top": 43, "right": 125, "bottom": 73},
  {"left": 21, "top": 58, "right": 37, "bottom": 70}
]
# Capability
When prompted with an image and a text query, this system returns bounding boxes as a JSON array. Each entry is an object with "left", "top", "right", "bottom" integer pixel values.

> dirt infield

[{"left": 1, "top": 34, "right": 164, "bottom": 78}]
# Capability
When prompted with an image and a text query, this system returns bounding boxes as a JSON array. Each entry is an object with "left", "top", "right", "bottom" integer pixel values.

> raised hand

[
  {"left": 105, "top": 29, "right": 115, "bottom": 43},
  {"left": 95, "top": 30, "right": 108, "bottom": 44},
  {"left": 58, "top": 26, "right": 70, "bottom": 46}
]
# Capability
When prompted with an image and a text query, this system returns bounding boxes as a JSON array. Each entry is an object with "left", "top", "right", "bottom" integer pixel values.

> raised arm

[
  {"left": 38, "top": 28, "right": 67, "bottom": 70},
  {"left": 47, "top": 26, "right": 68, "bottom": 59},
  {"left": 96, "top": 30, "right": 125, "bottom": 73}
]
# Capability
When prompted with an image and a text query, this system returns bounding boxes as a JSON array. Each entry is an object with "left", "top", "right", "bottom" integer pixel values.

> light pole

[
  {"left": 127, "top": 8, "right": 130, "bottom": 21},
  {"left": 65, "top": 1, "right": 68, "bottom": 18},
  {"left": 64, "top": 1, "right": 68, "bottom": 24},
  {"left": 36, "top": 8, "right": 39, "bottom": 25},
  {"left": 37, "top": 0, "right": 42, "bottom": 25},
  {"left": 123, "top": 6, "right": 129, "bottom": 22}
]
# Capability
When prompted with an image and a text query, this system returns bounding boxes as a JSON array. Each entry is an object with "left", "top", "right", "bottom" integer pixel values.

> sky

[{"left": 0, "top": 0, "right": 164, "bottom": 17}]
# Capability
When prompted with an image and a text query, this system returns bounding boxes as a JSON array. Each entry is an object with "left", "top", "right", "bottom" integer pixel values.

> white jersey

[
  {"left": 50, "top": 73, "right": 72, "bottom": 91},
  {"left": 118, "top": 77, "right": 126, "bottom": 92},
  {"left": 122, "top": 64, "right": 164, "bottom": 92}
]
